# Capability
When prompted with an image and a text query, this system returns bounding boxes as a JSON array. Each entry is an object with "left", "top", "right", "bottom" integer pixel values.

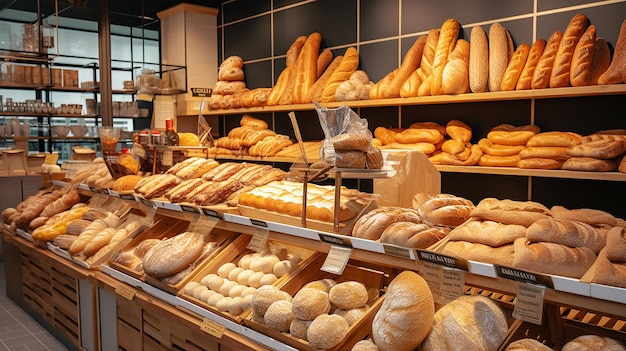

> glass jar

[{"left": 138, "top": 69, "right": 160, "bottom": 93}]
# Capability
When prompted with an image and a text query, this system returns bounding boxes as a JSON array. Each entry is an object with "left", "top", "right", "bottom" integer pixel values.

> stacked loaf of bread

[
  {"left": 29, "top": 204, "right": 88, "bottom": 242},
  {"left": 517, "top": 131, "right": 583, "bottom": 169},
  {"left": 428, "top": 120, "right": 484, "bottom": 166},
  {"left": 477, "top": 124, "right": 540, "bottom": 167},
  {"left": 562, "top": 132, "right": 626, "bottom": 172},
  {"left": 251, "top": 279, "right": 377, "bottom": 349},
  {"left": 208, "top": 56, "right": 247, "bottom": 110},
  {"left": 212, "top": 115, "right": 294, "bottom": 157},
  {"left": 238, "top": 180, "right": 373, "bottom": 223},
  {"left": 582, "top": 226, "right": 626, "bottom": 288},
  {"left": 351, "top": 192, "right": 474, "bottom": 249},
  {"left": 373, "top": 122, "right": 445, "bottom": 156}
]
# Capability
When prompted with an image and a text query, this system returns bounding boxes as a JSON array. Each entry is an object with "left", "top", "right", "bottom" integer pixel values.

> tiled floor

[{"left": 0, "top": 261, "right": 69, "bottom": 351}]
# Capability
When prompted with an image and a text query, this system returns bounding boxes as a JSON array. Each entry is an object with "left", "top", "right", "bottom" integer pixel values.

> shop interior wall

[{"left": 212, "top": 0, "right": 626, "bottom": 217}]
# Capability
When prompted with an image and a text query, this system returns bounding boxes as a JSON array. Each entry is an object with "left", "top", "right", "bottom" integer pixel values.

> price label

[
  {"left": 115, "top": 284, "right": 136, "bottom": 300},
  {"left": 440, "top": 267, "right": 465, "bottom": 302},
  {"left": 191, "top": 215, "right": 218, "bottom": 236},
  {"left": 144, "top": 206, "right": 157, "bottom": 227},
  {"left": 318, "top": 233, "right": 352, "bottom": 247},
  {"left": 321, "top": 245, "right": 352, "bottom": 275},
  {"left": 247, "top": 227, "right": 269, "bottom": 252},
  {"left": 416, "top": 250, "right": 468, "bottom": 271},
  {"left": 201, "top": 318, "right": 225, "bottom": 338},
  {"left": 382, "top": 244, "right": 412, "bottom": 259},
  {"left": 495, "top": 265, "right": 554, "bottom": 288},
  {"left": 202, "top": 208, "right": 223, "bottom": 219},
  {"left": 120, "top": 193, "right": 136, "bottom": 201},
  {"left": 132, "top": 144, "right": 146, "bottom": 158},
  {"left": 249, "top": 218, "right": 267, "bottom": 227},
  {"left": 181, "top": 205, "right": 200, "bottom": 214},
  {"left": 162, "top": 149, "right": 174, "bottom": 167},
  {"left": 422, "top": 262, "right": 442, "bottom": 302},
  {"left": 513, "top": 282, "right": 545, "bottom": 325},
  {"left": 44, "top": 153, "right": 59, "bottom": 165},
  {"left": 89, "top": 193, "right": 108, "bottom": 208}
]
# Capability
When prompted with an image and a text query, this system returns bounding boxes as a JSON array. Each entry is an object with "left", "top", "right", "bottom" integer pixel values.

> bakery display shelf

[
  {"left": 213, "top": 154, "right": 321, "bottom": 164},
  {"left": 201, "top": 84, "right": 626, "bottom": 116},
  {"left": 435, "top": 164, "right": 626, "bottom": 182},
  {"left": 111, "top": 89, "right": 137, "bottom": 95},
  {"left": 47, "top": 86, "right": 98, "bottom": 93},
  {"left": 0, "top": 51, "right": 49, "bottom": 63},
  {"left": 0, "top": 82, "right": 46, "bottom": 90},
  {"left": 0, "top": 111, "right": 49, "bottom": 117}
]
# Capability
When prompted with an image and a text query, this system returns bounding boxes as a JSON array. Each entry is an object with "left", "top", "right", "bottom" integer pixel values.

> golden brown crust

[
  {"left": 516, "top": 39, "right": 546, "bottom": 90},
  {"left": 316, "top": 49, "right": 333, "bottom": 79},
  {"left": 469, "top": 25, "right": 489, "bottom": 93},
  {"left": 488, "top": 23, "right": 509, "bottom": 92},
  {"left": 550, "top": 13, "right": 589, "bottom": 88},
  {"left": 384, "top": 35, "right": 427, "bottom": 98},
  {"left": 570, "top": 24, "right": 596, "bottom": 86},
  {"left": 442, "top": 39, "right": 470, "bottom": 94},
  {"left": 308, "top": 55, "right": 343, "bottom": 102},
  {"left": 320, "top": 47, "right": 359, "bottom": 102},
  {"left": 598, "top": 19, "right": 626, "bottom": 85},
  {"left": 431, "top": 18, "right": 460, "bottom": 95},
  {"left": 590, "top": 38, "right": 611, "bottom": 85},
  {"left": 501, "top": 43, "right": 531, "bottom": 91},
  {"left": 293, "top": 32, "right": 322, "bottom": 104},
  {"left": 532, "top": 31, "right": 563, "bottom": 89}
]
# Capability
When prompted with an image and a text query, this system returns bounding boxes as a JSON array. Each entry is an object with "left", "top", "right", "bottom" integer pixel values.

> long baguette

[
  {"left": 501, "top": 43, "right": 530, "bottom": 91},
  {"left": 488, "top": 23, "right": 509, "bottom": 92},
  {"left": 516, "top": 39, "right": 546, "bottom": 90},
  {"left": 420, "top": 29, "right": 440, "bottom": 77},
  {"left": 550, "top": 13, "right": 588, "bottom": 87},
  {"left": 442, "top": 39, "right": 470, "bottom": 94},
  {"left": 316, "top": 49, "right": 333, "bottom": 79},
  {"left": 570, "top": 24, "right": 596, "bottom": 87},
  {"left": 532, "top": 31, "right": 562, "bottom": 89},
  {"left": 320, "top": 47, "right": 359, "bottom": 102},
  {"left": 589, "top": 38, "right": 611, "bottom": 85},
  {"left": 383, "top": 35, "right": 427, "bottom": 98},
  {"left": 598, "top": 19, "right": 626, "bottom": 84},
  {"left": 308, "top": 55, "right": 343, "bottom": 102},
  {"left": 431, "top": 18, "right": 460, "bottom": 96},
  {"left": 286, "top": 36, "right": 307, "bottom": 67},
  {"left": 469, "top": 26, "right": 489, "bottom": 93},
  {"left": 293, "top": 32, "right": 322, "bottom": 104}
]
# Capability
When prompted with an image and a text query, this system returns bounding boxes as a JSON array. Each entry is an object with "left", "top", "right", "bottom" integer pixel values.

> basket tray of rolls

[
  {"left": 178, "top": 234, "right": 317, "bottom": 324},
  {"left": 243, "top": 254, "right": 393, "bottom": 351},
  {"left": 236, "top": 180, "right": 377, "bottom": 235}
]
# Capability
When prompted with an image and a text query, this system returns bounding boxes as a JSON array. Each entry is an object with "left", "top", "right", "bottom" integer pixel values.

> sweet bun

[
  {"left": 289, "top": 319, "right": 311, "bottom": 341},
  {"left": 329, "top": 281, "right": 369, "bottom": 310},
  {"left": 291, "top": 287, "right": 331, "bottom": 320},
  {"left": 307, "top": 314, "right": 350, "bottom": 350},
  {"left": 303, "top": 279, "right": 337, "bottom": 293},
  {"left": 264, "top": 300, "right": 294, "bottom": 332},
  {"left": 250, "top": 285, "right": 292, "bottom": 317},
  {"left": 352, "top": 339, "right": 379, "bottom": 351}
]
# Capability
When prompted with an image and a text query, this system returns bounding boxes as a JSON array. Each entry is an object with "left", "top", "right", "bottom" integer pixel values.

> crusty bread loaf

[
  {"left": 142, "top": 232, "right": 205, "bottom": 278},
  {"left": 399, "top": 68, "right": 425, "bottom": 98},
  {"left": 442, "top": 39, "right": 470, "bottom": 94},
  {"left": 431, "top": 18, "right": 460, "bottom": 96},
  {"left": 394, "top": 128, "right": 443, "bottom": 144},
  {"left": 412, "top": 193, "right": 474, "bottom": 227},
  {"left": 516, "top": 39, "right": 546, "bottom": 90},
  {"left": 527, "top": 131, "right": 583, "bottom": 147},
  {"left": 561, "top": 157, "right": 617, "bottom": 171},
  {"left": 307, "top": 314, "right": 349, "bottom": 349},
  {"left": 267, "top": 66, "right": 294, "bottom": 106},
  {"left": 513, "top": 238, "right": 596, "bottom": 278},
  {"left": 320, "top": 47, "right": 359, "bottom": 102},
  {"left": 418, "top": 74, "right": 433, "bottom": 96},
  {"left": 442, "top": 240, "right": 515, "bottom": 266},
  {"left": 590, "top": 37, "right": 611, "bottom": 85},
  {"left": 501, "top": 43, "right": 531, "bottom": 91},
  {"left": 352, "top": 207, "right": 421, "bottom": 240},
  {"left": 598, "top": 19, "right": 626, "bottom": 84},
  {"left": 561, "top": 335, "right": 626, "bottom": 351},
  {"left": 550, "top": 14, "right": 588, "bottom": 88},
  {"left": 518, "top": 158, "right": 565, "bottom": 169},
  {"left": 448, "top": 220, "right": 526, "bottom": 247},
  {"left": 487, "top": 123, "right": 540, "bottom": 146},
  {"left": 504, "top": 338, "right": 554, "bottom": 351},
  {"left": 469, "top": 25, "right": 489, "bottom": 93},
  {"left": 551, "top": 205, "right": 617, "bottom": 227},
  {"left": 308, "top": 55, "right": 342, "bottom": 102},
  {"left": 478, "top": 154, "right": 522, "bottom": 167},
  {"left": 328, "top": 281, "right": 368, "bottom": 310},
  {"left": 488, "top": 23, "right": 510, "bottom": 92},
  {"left": 532, "top": 31, "right": 563, "bottom": 89},
  {"left": 384, "top": 35, "right": 427, "bottom": 98},
  {"left": 316, "top": 49, "right": 333, "bottom": 79},
  {"left": 379, "top": 222, "right": 449, "bottom": 249},
  {"left": 422, "top": 295, "right": 508, "bottom": 351},
  {"left": 526, "top": 218, "right": 605, "bottom": 253},
  {"left": 519, "top": 146, "right": 571, "bottom": 160},
  {"left": 369, "top": 69, "right": 397, "bottom": 99},
  {"left": 570, "top": 24, "right": 596, "bottom": 86},
  {"left": 372, "top": 271, "right": 434, "bottom": 351},
  {"left": 293, "top": 32, "right": 322, "bottom": 104},
  {"left": 470, "top": 197, "right": 552, "bottom": 227},
  {"left": 286, "top": 36, "right": 307, "bottom": 67},
  {"left": 567, "top": 139, "right": 626, "bottom": 159},
  {"left": 478, "top": 138, "right": 525, "bottom": 156},
  {"left": 420, "top": 29, "right": 440, "bottom": 77}
]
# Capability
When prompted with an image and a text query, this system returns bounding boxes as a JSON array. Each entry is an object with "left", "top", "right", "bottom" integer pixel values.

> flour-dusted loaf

[
  {"left": 372, "top": 271, "right": 434, "bottom": 351},
  {"left": 488, "top": 22, "right": 510, "bottom": 92},
  {"left": 504, "top": 338, "right": 554, "bottom": 351},
  {"left": 412, "top": 193, "right": 474, "bottom": 227},
  {"left": 513, "top": 238, "right": 597, "bottom": 278},
  {"left": 351, "top": 207, "right": 422, "bottom": 240},
  {"left": 598, "top": 19, "right": 626, "bottom": 84},
  {"left": 470, "top": 197, "right": 552, "bottom": 227},
  {"left": 448, "top": 220, "right": 526, "bottom": 247},
  {"left": 320, "top": 47, "right": 359, "bottom": 102},
  {"left": 469, "top": 25, "right": 489, "bottom": 93},
  {"left": 526, "top": 218, "right": 605, "bottom": 253},
  {"left": 562, "top": 335, "right": 626, "bottom": 351},
  {"left": 142, "top": 231, "right": 205, "bottom": 278},
  {"left": 422, "top": 295, "right": 508, "bottom": 351}
]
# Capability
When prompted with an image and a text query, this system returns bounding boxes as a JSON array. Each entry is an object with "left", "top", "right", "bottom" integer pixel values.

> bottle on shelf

[{"left": 164, "top": 118, "right": 179, "bottom": 146}]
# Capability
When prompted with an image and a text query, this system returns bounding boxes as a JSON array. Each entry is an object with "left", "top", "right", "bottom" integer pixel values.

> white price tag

[
  {"left": 440, "top": 267, "right": 465, "bottom": 303},
  {"left": 144, "top": 206, "right": 157, "bottom": 227},
  {"left": 247, "top": 227, "right": 269, "bottom": 252},
  {"left": 115, "top": 284, "right": 136, "bottom": 300},
  {"left": 201, "top": 318, "right": 225, "bottom": 338},
  {"left": 513, "top": 282, "right": 545, "bottom": 325},
  {"left": 422, "top": 262, "right": 442, "bottom": 302},
  {"left": 321, "top": 246, "right": 352, "bottom": 275},
  {"left": 162, "top": 149, "right": 173, "bottom": 166},
  {"left": 191, "top": 215, "right": 218, "bottom": 236}
]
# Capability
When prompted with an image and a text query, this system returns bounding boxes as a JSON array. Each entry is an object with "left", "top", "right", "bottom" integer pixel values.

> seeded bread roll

[
  {"left": 264, "top": 300, "right": 294, "bottom": 332},
  {"left": 328, "top": 281, "right": 368, "bottom": 310},
  {"left": 550, "top": 13, "right": 589, "bottom": 88},
  {"left": 291, "top": 287, "right": 331, "bottom": 320},
  {"left": 307, "top": 314, "right": 350, "bottom": 349},
  {"left": 469, "top": 25, "right": 489, "bottom": 93}
]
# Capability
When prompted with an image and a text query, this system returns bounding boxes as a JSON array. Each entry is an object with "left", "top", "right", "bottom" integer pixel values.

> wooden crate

[
  {"left": 20, "top": 252, "right": 54, "bottom": 324},
  {"left": 50, "top": 263, "right": 80, "bottom": 347},
  {"left": 117, "top": 318, "right": 142, "bottom": 351},
  {"left": 143, "top": 307, "right": 172, "bottom": 349},
  {"left": 142, "top": 227, "right": 238, "bottom": 295},
  {"left": 244, "top": 254, "right": 394, "bottom": 351},
  {"left": 178, "top": 233, "right": 317, "bottom": 325}
]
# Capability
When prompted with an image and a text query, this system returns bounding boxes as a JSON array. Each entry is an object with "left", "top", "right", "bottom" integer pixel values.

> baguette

[
  {"left": 477, "top": 138, "right": 525, "bottom": 156},
  {"left": 501, "top": 43, "right": 530, "bottom": 91},
  {"left": 550, "top": 13, "right": 588, "bottom": 88},
  {"left": 431, "top": 18, "right": 460, "bottom": 96},
  {"left": 516, "top": 39, "right": 546, "bottom": 90},
  {"left": 316, "top": 49, "right": 333, "bottom": 79},
  {"left": 267, "top": 66, "right": 293, "bottom": 105},
  {"left": 590, "top": 38, "right": 611, "bottom": 85},
  {"left": 399, "top": 68, "right": 425, "bottom": 98},
  {"left": 526, "top": 218, "right": 605, "bottom": 253},
  {"left": 286, "top": 35, "right": 307, "bottom": 67},
  {"left": 513, "top": 238, "right": 596, "bottom": 278},
  {"left": 517, "top": 158, "right": 565, "bottom": 170},
  {"left": 519, "top": 146, "right": 571, "bottom": 160},
  {"left": 370, "top": 68, "right": 397, "bottom": 99},
  {"left": 570, "top": 24, "right": 596, "bottom": 86},
  {"left": 598, "top": 19, "right": 626, "bottom": 84},
  {"left": 567, "top": 139, "right": 626, "bottom": 159},
  {"left": 526, "top": 131, "right": 583, "bottom": 147},
  {"left": 478, "top": 154, "right": 521, "bottom": 167},
  {"left": 420, "top": 29, "right": 440, "bottom": 77},
  {"left": 293, "top": 32, "right": 322, "bottom": 104},
  {"left": 448, "top": 220, "right": 526, "bottom": 247},
  {"left": 442, "top": 39, "right": 470, "bottom": 94},
  {"left": 532, "top": 31, "right": 563, "bottom": 89},
  {"left": 384, "top": 35, "right": 427, "bottom": 98},
  {"left": 469, "top": 26, "right": 489, "bottom": 93},
  {"left": 320, "top": 47, "right": 359, "bottom": 102},
  {"left": 418, "top": 75, "right": 432, "bottom": 96},
  {"left": 308, "top": 55, "right": 343, "bottom": 102},
  {"left": 488, "top": 23, "right": 509, "bottom": 92},
  {"left": 441, "top": 240, "right": 515, "bottom": 267},
  {"left": 561, "top": 157, "right": 617, "bottom": 172}
]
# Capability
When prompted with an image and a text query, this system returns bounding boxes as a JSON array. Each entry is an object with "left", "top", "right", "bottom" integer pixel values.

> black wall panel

[
  {"left": 360, "top": 0, "right": 399, "bottom": 41},
  {"left": 223, "top": 14, "right": 271, "bottom": 61}
]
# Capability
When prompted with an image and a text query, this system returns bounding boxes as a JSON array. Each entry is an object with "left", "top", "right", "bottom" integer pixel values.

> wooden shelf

[
  {"left": 435, "top": 165, "right": 626, "bottom": 182},
  {"left": 201, "top": 84, "right": 626, "bottom": 116}
]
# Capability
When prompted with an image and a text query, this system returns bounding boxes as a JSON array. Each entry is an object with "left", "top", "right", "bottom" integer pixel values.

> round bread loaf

[
  {"left": 366, "top": 147, "right": 384, "bottom": 169},
  {"left": 332, "top": 133, "right": 371, "bottom": 152},
  {"left": 336, "top": 150, "right": 367, "bottom": 169},
  {"left": 142, "top": 232, "right": 204, "bottom": 278},
  {"left": 352, "top": 207, "right": 421, "bottom": 240},
  {"left": 352, "top": 339, "right": 379, "bottom": 351},
  {"left": 289, "top": 319, "right": 311, "bottom": 341},
  {"left": 329, "top": 281, "right": 369, "bottom": 310},
  {"left": 273, "top": 260, "right": 293, "bottom": 277},
  {"left": 303, "top": 278, "right": 337, "bottom": 293},
  {"left": 291, "top": 287, "right": 331, "bottom": 320},
  {"left": 372, "top": 271, "right": 434, "bottom": 351},
  {"left": 504, "top": 338, "right": 554, "bottom": 351},
  {"left": 250, "top": 285, "right": 292, "bottom": 317},
  {"left": 561, "top": 335, "right": 625, "bottom": 351},
  {"left": 307, "top": 314, "right": 350, "bottom": 349},
  {"left": 264, "top": 300, "right": 295, "bottom": 332},
  {"left": 412, "top": 193, "right": 474, "bottom": 227},
  {"left": 422, "top": 295, "right": 508, "bottom": 351},
  {"left": 334, "top": 306, "right": 367, "bottom": 326}
]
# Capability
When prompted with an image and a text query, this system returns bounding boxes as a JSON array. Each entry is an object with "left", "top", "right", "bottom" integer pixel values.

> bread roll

[
  {"left": 470, "top": 197, "right": 552, "bottom": 227},
  {"left": 372, "top": 271, "right": 434, "bottom": 351},
  {"left": 504, "top": 338, "right": 554, "bottom": 351},
  {"left": 590, "top": 38, "right": 611, "bottom": 85},
  {"left": 516, "top": 39, "right": 546, "bottom": 90},
  {"left": 329, "top": 281, "right": 368, "bottom": 310},
  {"left": 469, "top": 26, "right": 489, "bottom": 93},
  {"left": 532, "top": 31, "right": 563, "bottom": 89},
  {"left": 431, "top": 18, "right": 460, "bottom": 96},
  {"left": 518, "top": 158, "right": 565, "bottom": 169},
  {"left": 513, "top": 238, "right": 596, "bottom": 278},
  {"left": 422, "top": 295, "right": 508, "bottom": 351},
  {"left": 442, "top": 39, "right": 470, "bottom": 94},
  {"left": 488, "top": 23, "right": 510, "bottom": 92},
  {"left": 448, "top": 220, "right": 526, "bottom": 247},
  {"left": 550, "top": 13, "right": 589, "bottom": 88},
  {"left": 570, "top": 24, "right": 596, "bottom": 87},
  {"left": 352, "top": 339, "right": 379, "bottom": 351},
  {"left": 562, "top": 335, "right": 625, "bottom": 351},
  {"left": 501, "top": 43, "right": 531, "bottom": 91},
  {"left": 446, "top": 119, "right": 472, "bottom": 144},
  {"left": 293, "top": 32, "right": 322, "bottom": 104},
  {"left": 352, "top": 207, "right": 422, "bottom": 240},
  {"left": 307, "top": 314, "right": 350, "bottom": 349},
  {"left": 598, "top": 19, "right": 626, "bottom": 85},
  {"left": 250, "top": 285, "right": 292, "bottom": 317},
  {"left": 384, "top": 35, "right": 427, "bottom": 98},
  {"left": 291, "top": 287, "right": 330, "bottom": 320},
  {"left": 527, "top": 131, "right": 583, "bottom": 147},
  {"left": 264, "top": 300, "right": 294, "bottom": 332},
  {"left": 320, "top": 47, "right": 359, "bottom": 102}
]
